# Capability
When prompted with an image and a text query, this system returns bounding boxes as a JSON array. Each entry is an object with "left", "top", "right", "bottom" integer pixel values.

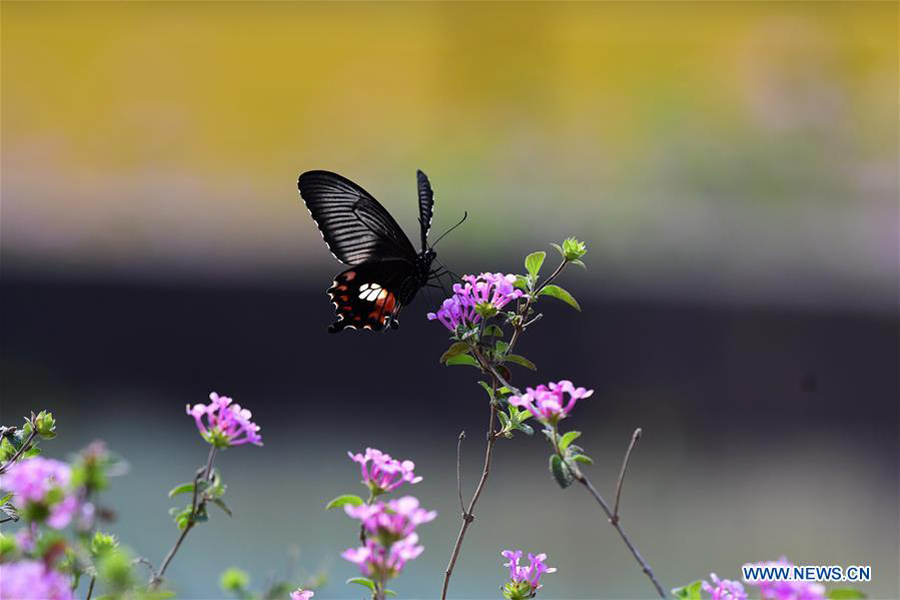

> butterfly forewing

[
  {"left": 416, "top": 170, "right": 435, "bottom": 252},
  {"left": 299, "top": 170, "right": 417, "bottom": 265}
]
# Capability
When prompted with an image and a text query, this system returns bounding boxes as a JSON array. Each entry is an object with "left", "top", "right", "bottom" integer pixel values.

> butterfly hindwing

[
  {"left": 299, "top": 170, "right": 417, "bottom": 266},
  {"left": 327, "top": 261, "right": 421, "bottom": 332}
]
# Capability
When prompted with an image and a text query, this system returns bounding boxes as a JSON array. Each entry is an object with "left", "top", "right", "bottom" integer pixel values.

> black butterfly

[{"left": 298, "top": 170, "right": 442, "bottom": 332}]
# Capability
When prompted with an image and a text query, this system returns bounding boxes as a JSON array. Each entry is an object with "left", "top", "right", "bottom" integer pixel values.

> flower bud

[
  {"left": 90, "top": 531, "right": 119, "bottom": 557},
  {"left": 33, "top": 411, "right": 56, "bottom": 439},
  {"left": 561, "top": 237, "right": 587, "bottom": 261}
]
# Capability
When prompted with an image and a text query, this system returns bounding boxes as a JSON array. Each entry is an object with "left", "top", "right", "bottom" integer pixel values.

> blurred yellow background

[{"left": 3, "top": 1, "right": 896, "bottom": 309}]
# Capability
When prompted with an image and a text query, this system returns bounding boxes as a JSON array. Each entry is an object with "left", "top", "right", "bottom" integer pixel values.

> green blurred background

[{"left": 1, "top": 2, "right": 897, "bottom": 599}]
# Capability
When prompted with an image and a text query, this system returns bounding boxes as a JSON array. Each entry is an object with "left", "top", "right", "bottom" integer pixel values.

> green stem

[{"left": 150, "top": 445, "right": 219, "bottom": 589}]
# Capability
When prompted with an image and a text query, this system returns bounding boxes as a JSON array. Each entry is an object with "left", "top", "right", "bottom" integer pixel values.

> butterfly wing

[
  {"left": 416, "top": 169, "right": 435, "bottom": 251},
  {"left": 299, "top": 170, "right": 418, "bottom": 265},
  {"left": 327, "top": 260, "right": 422, "bottom": 332}
]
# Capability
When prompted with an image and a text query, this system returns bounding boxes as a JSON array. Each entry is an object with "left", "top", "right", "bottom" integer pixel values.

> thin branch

[
  {"left": 456, "top": 431, "right": 467, "bottom": 514},
  {"left": 440, "top": 383, "right": 498, "bottom": 600},
  {"left": 508, "top": 259, "right": 568, "bottom": 353},
  {"left": 133, "top": 557, "right": 159, "bottom": 581},
  {"left": 613, "top": 428, "right": 642, "bottom": 522},
  {"left": 0, "top": 429, "right": 37, "bottom": 475},
  {"left": 150, "top": 446, "right": 217, "bottom": 589},
  {"left": 85, "top": 576, "right": 96, "bottom": 600},
  {"left": 575, "top": 472, "right": 666, "bottom": 598}
]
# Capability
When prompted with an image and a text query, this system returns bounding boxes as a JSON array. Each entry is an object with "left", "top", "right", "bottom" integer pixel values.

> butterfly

[{"left": 298, "top": 169, "right": 446, "bottom": 332}]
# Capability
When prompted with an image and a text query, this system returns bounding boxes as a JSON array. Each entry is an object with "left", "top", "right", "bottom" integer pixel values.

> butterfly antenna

[{"left": 431, "top": 211, "right": 468, "bottom": 248}]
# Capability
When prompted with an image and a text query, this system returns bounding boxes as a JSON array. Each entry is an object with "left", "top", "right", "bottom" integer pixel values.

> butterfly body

[{"left": 298, "top": 170, "right": 438, "bottom": 332}]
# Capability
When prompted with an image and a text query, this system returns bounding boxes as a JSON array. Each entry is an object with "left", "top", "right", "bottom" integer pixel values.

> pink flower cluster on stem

[
  {"left": 0, "top": 457, "right": 79, "bottom": 529},
  {"left": 342, "top": 497, "right": 436, "bottom": 582},
  {"left": 346, "top": 496, "right": 437, "bottom": 543},
  {"left": 427, "top": 273, "right": 523, "bottom": 332},
  {"left": 501, "top": 549, "right": 556, "bottom": 597},
  {"left": 743, "top": 558, "right": 826, "bottom": 600},
  {"left": 508, "top": 380, "right": 594, "bottom": 425},
  {"left": 186, "top": 392, "right": 263, "bottom": 448},
  {"left": 349, "top": 448, "right": 422, "bottom": 495},
  {"left": 702, "top": 573, "right": 748, "bottom": 600},
  {"left": 290, "top": 589, "right": 314, "bottom": 600}
]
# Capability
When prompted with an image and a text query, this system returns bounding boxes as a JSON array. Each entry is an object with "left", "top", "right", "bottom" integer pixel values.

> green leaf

[
  {"left": 525, "top": 251, "right": 546, "bottom": 279},
  {"left": 385, "top": 590, "right": 397, "bottom": 597},
  {"left": 516, "top": 422, "right": 534, "bottom": 436},
  {"left": 549, "top": 455, "right": 574, "bottom": 489},
  {"left": 570, "top": 259, "right": 587, "bottom": 269},
  {"left": 571, "top": 454, "right": 594, "bottom": 465},
  {"left": 513, "top": 275, "right": 529, "bottom": 291},
  {"left": 446, "top": 354, "right": 480, "bottom": 368},
  {"left": 325, "top": 494, "right": 365, "bottom": 510},
  {"left": 494, "top": 340, "right": 510, "bottom": 357},
  {"left": 672, "top": 580, "right": 703, "bottom": 600},
  {"left": 504, "top": 354, "right": 536, "bottom": 370},
  {"left": 483, "top": 324, "right": 504, "bottom": 337},
  {"left": 167, "top": 483, "right": 195, "bottom": 498},
  {"left": 558, "top": 431, "right": 581, "bottom": 450},
  {"left": 826, "top": 589, "right": 867, "bottom": 599},
  {"left": 211, "top": 498, "right": 232, "bottom": 517},
  {"left": 194, "top": 506, "right": 209, "bottom": 523},
  {"left": 440, "top": 342, "right": 471, "bottom": 363},
  {"left": 346, "top": 577, "right": 376, "bottom": 592},
  {"left": 550, "top": 242, "right": 564, "bottom": 258},
  {"left": 538, "top": 285, "right": 581, "bottom": 311},
  {"left": 0, "top": 493, "right": 12, "bottom": 506},
  {"left": 22, "top": 447, "right": 41, "bottom": 458},
  {"left": 477, "top": 380, "right": 495, "bottom": 400}
]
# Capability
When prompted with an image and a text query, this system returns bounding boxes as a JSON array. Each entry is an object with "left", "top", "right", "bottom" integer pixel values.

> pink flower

[
  {"left": 743, "top": 558, "right": 826, "bottom": 600},
  {"left": 703, "top": 573, "right": 748, "bottom": 600},
  {"left": 342, "top": 533, "right": 425, "bottom": 580},
  {"left": 428, "top": 272, "right": 523, "bottom": 331},
  {"left": 186, "top": 392, "right": 262, "bottom": 448},
  {"left": 348, "top": 448, "right": 422, "bottom": 495},
  {"left": 0, "top": 457, "right": 79, "bottom": 529},
  {"left": 508, "top": 380, "right": 594, "bottom": 424},
  {"left": 0, "top": 560, "right": 74, "bottom": 600},
  {"left": 345, "top": 496, "right": 437, "bottom": 544},
  {"left": 501, "top": 550, "right": 556, "bottom": 588},
  {"left": 290, "top": 589, "right": 314, "bottom": 600}
]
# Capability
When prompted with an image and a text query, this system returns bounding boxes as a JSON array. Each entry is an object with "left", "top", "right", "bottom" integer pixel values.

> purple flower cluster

[
  {"left": 702, "top": 573, "right": 748, "bottom": 600},
  {"left": 508, "top": 380, "right": 594, "bottom": 425},
  {"left": 342, "top": 497, "right": 436, "bottom": 580},
  {"left": 0, "top": 457, "right": 79, "bottom": 529},
  {"left": 427, "top": 272, "right": 523, "bottom": 332},
  {"left": 0, "top": 560, "right": 74, "bottom": 600},
  {"left": 342, "top": 533, "right": 426, "bottom": 581},
  {"left": 500, "top": 550, "right": 556, "bottom": 599},
  {"left": 186, "top": 392, "right": 263, "bottom": 448},
  {"left": 744, "top": 558, "right": 826, "bottom": 600},
  {"left": 349, "top": 448, "right": 422, "bottom": 495},
  {"left": 346, "top": 496, "right": 437, "bottom": 543}
]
